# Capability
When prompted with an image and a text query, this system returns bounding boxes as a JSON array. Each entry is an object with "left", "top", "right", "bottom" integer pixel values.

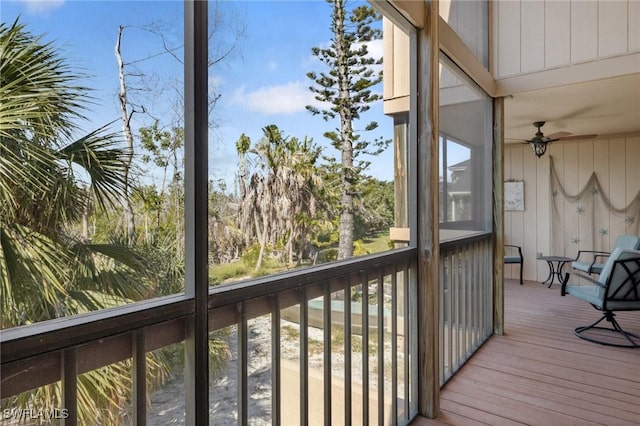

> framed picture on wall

[{"left": 505, "top": 180, "right": 524, "bottom": 211}]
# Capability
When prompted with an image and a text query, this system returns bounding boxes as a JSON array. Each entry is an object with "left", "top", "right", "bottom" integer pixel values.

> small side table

[{"left": 537, "top": 256, "right": 573, "bottom": 288}]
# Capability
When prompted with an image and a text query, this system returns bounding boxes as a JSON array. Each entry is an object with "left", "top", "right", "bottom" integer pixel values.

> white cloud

[
  {"left": 363, "top": 39, "right": 384, "bottom": 61},
  {"left": 231, "top": 81, "right": 321, "bottom": 115},
  {"left": 230, "top": 40, "right": 384, "bottom": 116},
  {"left": 19, "top": 0, "right": 65, "bottom": 14},
  {"left": 209, "top": 75, "right": 223, "bottom": 93}
]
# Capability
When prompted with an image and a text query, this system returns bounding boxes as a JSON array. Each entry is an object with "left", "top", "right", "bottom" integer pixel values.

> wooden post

[
  {"left": 493, "top": 97, "right": 505, "bottom": 335},
  {"left": 417, "top": 0, "right": 440, "bottom": 418}
]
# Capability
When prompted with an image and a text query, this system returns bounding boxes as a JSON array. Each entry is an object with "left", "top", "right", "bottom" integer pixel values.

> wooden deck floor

[{"left": 412, "top": 279, "right": 640, "bottom": 426}]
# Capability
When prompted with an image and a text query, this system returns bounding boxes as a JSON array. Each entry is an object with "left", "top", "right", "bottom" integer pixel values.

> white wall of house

[
  {"left": 504, "top": 134, "right": 640, "bottom": 282},
  {"left": 493, "top": 0, "right": 640, "bottom": 79}
]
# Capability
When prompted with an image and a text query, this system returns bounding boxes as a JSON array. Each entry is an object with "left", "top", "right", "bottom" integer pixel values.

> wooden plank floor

[{"left": 412, "top": 279, "right": 640, "bottom": 426}]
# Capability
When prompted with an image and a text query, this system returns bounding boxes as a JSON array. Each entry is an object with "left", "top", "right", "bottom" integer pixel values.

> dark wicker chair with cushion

[
  {"left": 562, "top": 248, "right": 640, "bottom": 348},
  {"left": 505, "top": 244, "right": 523, "bottom": 285}
]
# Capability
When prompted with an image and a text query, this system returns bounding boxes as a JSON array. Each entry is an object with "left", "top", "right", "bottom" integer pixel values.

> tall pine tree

[{"left": 307, "top": 0, "right": 387, "bottom": 259}]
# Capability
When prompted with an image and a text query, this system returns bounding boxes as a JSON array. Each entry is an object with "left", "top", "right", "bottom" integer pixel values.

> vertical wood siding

[
  {"left": 494, "top": 0, "right": 640, "bottom": 79},
  {"left": 504, "top": 136, "right": 640, "bottom": 282}
]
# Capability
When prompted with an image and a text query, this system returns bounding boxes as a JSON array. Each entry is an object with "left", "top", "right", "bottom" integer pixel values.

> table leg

[
  {"left": 551, "top": 261, "right": 559, "bottom": 287},
  {"left": 550, "top": 261, "right": 568, "bottom": 288},
  {"left": 542, "top": 261, "right": 553, "bottom": 286}
]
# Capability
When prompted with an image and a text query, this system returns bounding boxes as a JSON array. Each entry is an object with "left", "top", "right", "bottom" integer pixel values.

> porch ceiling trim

[{"left": 495, "top": 52, "right": 640, "bottom": 97}]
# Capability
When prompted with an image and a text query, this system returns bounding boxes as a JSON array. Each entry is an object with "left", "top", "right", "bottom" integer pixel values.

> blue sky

[{"left": 3, "top": 0, "right": 394, "bottom": 190}]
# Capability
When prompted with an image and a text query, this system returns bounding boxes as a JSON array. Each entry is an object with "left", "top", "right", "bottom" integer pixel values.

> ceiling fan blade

[
  {"left": 557, "top": 134, "right": 598, "bottom": 141},
  {"left": 546, "top": 131, "right": 572, "bottom": 139}
]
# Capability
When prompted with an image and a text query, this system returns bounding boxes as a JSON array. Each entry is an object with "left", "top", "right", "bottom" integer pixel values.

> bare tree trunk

[
  {"left": 115, "top": 25, "right": 136, "bottom": 244},
  {"left": 81, "top": 185, "right": 91, "bottom": 243},
  {"left": 254, "top": 214, "right": 267, "bottom": 272},
  {"left": 175, "top": 188, "right": 183, "bottom": 260},
  {"left": 286, "top": 225, "right": 295, "bottom": 265}
]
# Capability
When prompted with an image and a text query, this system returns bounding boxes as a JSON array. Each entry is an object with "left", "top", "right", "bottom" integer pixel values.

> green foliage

[
  {"left": 328, "top": 321, "right": 381, "bottom": 357},
  {"left": 311, "top": 220, "right": 339, "bottom": 249},
  {"left": 354, "top": 176, "right": 394, "bottom": 238},
  {"left": 353, "top": 239, "right": 370, "bottom": 256},
  {"left": 136, "top": 236, "right": 185, "bottom": 295},
  {"left": 240, "top": 243, "right": 265, "bottom": 267},
  {"left": 367, "top": 232, "right": 393, "bottom": 253},
  {"left": 318, "top": 248, "right": 339, "bottom": 263},
  {"left": 314, "top": 163, "right": 394, "bottom": 244},
  {"left": 139, "top": 121, "right": 184, "bottom": 190},
  {"left": 281, "top": 324, "right": 300, "bottom": 340},
  {"left": 236, "top": 133, "right": 251, "bottom": 154},
  {"left": 238, "top": 243, "right": 285, "bottom": 276},
  {"left": 209, "top": 262, "right": 250, "bottom": 285},
  {"left": 208, "top": 335, "right": 232, "bottom": 375}
]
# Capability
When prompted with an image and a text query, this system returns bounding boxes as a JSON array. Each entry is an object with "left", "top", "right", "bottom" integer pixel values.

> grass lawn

[
  {"left": 209, "top": 231, "right": 392, "bottom": 284},
  {"left": 361, "top": 232, "right": 392, "bottom": 254}
]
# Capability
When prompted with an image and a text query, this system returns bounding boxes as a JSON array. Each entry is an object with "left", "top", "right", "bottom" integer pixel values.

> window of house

[
  {"left": 439, "top": 54, "right": 492, "bottom": 240},
  {"left": 440, "top": 135, "right": 472, "bottom": 224}
]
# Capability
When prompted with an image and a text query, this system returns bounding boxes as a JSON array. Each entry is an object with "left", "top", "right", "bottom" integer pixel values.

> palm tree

[
  {"left": 0, "top": 19, "right": 162, "bottom": 424},
  {"left": 236, "top": 125, "right": 322, "bottom": 270}
]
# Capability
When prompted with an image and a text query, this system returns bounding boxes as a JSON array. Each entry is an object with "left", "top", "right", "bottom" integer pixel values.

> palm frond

[
  {"left": 67, "top": 289, "right": 132, "bottom": 313},
  {"left": 67, "top": 240, "right": 150, "bottom": 300},
  {"left": 0, "top": 223, "right": 72, "bottom": 326},
  {"left": 0, "top": 19, "right": 89, "bottom": 143},
  {"left": 0, "top": 138, "right": 70, "bottom": 221},
  {"left": 84, "top": 243, "right": 148, "bottom": 271},
  {"left": 57, "top": 124, "right": 129, "bottom": 211}
]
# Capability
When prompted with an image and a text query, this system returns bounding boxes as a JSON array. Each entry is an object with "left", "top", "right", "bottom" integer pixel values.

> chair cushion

[
  {"left": 504, "top": 256, "right": 521, "bottom": 264},
  {"left": 614, "top": 235, "right": 640, "bottom": 250},
  {"left": 603, "top": 249, "right": 640, "bottom": 299},
  {"left": 598, "top": 248, "right": 632, "bottom": 285},
  {"left": 567, "top": 283, "right": 640, "bottom": 310},
  {"left": 571, "top": 261, "right": 605, "bottom": 274},
  {"left": 565, "top": 284, "right": 604, "bottom": 308}
]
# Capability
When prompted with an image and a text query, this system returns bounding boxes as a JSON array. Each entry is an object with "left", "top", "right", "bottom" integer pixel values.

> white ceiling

[{"left": 504, "top": 73, "right": 640, "bottom": 143}]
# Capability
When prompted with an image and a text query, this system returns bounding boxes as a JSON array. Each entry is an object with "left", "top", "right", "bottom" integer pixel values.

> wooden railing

[
  {"left": 439, "top": 233, "right": 493, "bottom": 384},
  {"left": 1, "top": 247, "right": 418, "bottom": 425}
]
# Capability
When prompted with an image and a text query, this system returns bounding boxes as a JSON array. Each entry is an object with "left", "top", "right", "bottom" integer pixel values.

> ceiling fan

[{"left": 512, "top": 121, "right": 597, "bottom": 158}]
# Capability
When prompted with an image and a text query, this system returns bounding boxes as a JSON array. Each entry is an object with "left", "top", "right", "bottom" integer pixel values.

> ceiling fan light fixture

[
  {"left": 516, "top": 121, "right": 596, "bottom": 158},
  {"left": 531, "top": 140, "right": 547, "bottom": 158}
]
